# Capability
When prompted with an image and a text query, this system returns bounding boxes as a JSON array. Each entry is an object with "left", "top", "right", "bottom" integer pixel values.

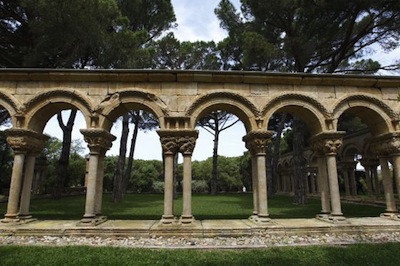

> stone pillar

[
  {"left": 18, "top": 154, "right": 37, "bottom": 219},
  {"left": 178, "top": 131, "right": 198, "bottom": 224},
  {"left": 2, "top": 129, "right": 49, "bottom": 223},
  {"left": 379, "top": 157, "right": 398, "bottom": 215},
  {"left": 243, "top": 130, "right": 274, "bottom": 223},
  {"left": 360, "top": 158, "right": 375, "bottom": 197},
  {"left": 158, "top": 131, "right": 179, "bottom": 224},
  {"left": 251, "top": 156, "right": 259, "bottom": 217},
  {"left": 391, "top": 154, "right": 400, "bottom": 201},
  {"left": 349, "top": 162, "right": 357, "bottom": 196},
  {"left": 94, "top": 153, "right": 106, "bottom": 216},
  {"left": 370, "top": 132, "right": 400, "bottom": 218},
  {"left": 311, "top": 132, "right": 345, "bottom": 221},
  {"left": 316, "top": 155, "right": 331, "bottom": 216},
  {"left": 341, "top": 165, "right": 351, "bottom": 197},
  {"left": 80, "top": 129, "right": 115, "bottom": 224}
]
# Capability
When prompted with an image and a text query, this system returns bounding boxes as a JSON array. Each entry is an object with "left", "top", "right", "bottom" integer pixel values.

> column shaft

[
  {"left": 326, "top": 155, "right": 343, "bottom": 216},
  {"left": 181, "top": 154, "right": 193, "bottom": 223},
  {"left": 162, "top": 154, "right": 175, "bottom": 223},
  {"left": 391, "top": 155, "right": 400, "bottom": 201},
  {"left": 94, "top": 155, "right": 105, "bottom": 216},
  {"left": 19, "top": 155, "right": 37, "bottom": 219},
  {"left": 257, "top": 154, "right": 269, "bottom": 221},
  {"left": 82, "top": 153, "right": 99, "bottom": 220},
  {"left": 3, "top": 153, "right": 26, "bottom": 221},
  {"left": 251, "top": 156, "right": 258, "bottom": 216},
  {"left": 317, "top": 156, "right": 331, "bottom": 214},
  {"left": 379, "top": 157, "right": 397, "bottom": 213}
]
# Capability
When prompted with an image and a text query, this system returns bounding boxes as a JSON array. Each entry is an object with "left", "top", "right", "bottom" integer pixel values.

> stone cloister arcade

[{"left": 0, "top": 69, "right": 399, "bottom": 226}]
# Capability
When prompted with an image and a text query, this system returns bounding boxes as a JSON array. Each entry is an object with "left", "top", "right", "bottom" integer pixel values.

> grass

[
  {"left": 0, "top": 243, "right": 400, "bottom": 265},
  {"left": 0, "top": 193, "right": 384, "bottom": 220}
]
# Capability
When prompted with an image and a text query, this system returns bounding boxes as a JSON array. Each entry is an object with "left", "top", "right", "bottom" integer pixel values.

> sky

[
  {"left": 42, "top": 0, "right": 399, "bottom": 161},
  {"left": 43, "top": 0, "right": 246, "bottom": 161}
]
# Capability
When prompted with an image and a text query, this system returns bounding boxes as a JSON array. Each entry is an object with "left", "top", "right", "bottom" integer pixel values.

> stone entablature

[{"left": 0, "top": 69, "right": 399, "bottom": 137}]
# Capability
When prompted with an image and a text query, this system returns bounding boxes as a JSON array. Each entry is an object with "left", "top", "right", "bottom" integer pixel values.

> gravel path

[{"left": 1, "top": 232, "right": 400, "bottom": 249}]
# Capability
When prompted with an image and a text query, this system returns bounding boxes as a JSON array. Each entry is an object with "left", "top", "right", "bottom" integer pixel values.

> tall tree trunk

[
  {"left": 112, "top": 113, "right": 129, "bottom": 203},
  {"left": 123, "top": 112, "right": 140, "bottom": 194},
  {"left": 53, "top": 109, "right": 77, "bottom": 199},
  {"left": 271, "top": 113, "right": 287, "bottom": 197},
  {"left": 211, "top": 126, "right": 220, "bottom": 195},
  {"left": 292, "top": 117, "right": 307, "bottom": 205}
]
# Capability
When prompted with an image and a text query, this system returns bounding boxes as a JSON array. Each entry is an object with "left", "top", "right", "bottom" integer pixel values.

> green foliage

[
  {"left": 1, "top": 0, "right": 176, "bottom": 68},
  {"left": 216, "top": 0, "right": 400, "bottom": 73},
  {"left": 130, "top": 159, "right": 163, "bottom": 192},
  {"left": 0, "top": 131, "right": 12, "bottom": 193}
]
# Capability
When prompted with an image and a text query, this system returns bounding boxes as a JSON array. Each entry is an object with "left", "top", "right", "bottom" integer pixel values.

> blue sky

[{"left": 43, "top": 0, "right": 399, "bottom": 160}]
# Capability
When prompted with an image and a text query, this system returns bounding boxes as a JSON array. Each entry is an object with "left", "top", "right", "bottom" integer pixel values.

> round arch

[
  {"left": 262, "top": 94, "right": 328, "bottom": 135},
  {"left": 23, "top": 90, "right": 93, "bottom": 132},
  {"left": 332, "top": 94, "right": 396, "bottom": 136},
  {"left": 186, "top": 92, "right": 259, "bottom": 132},
  {"left": 340, "top": 143, "right": 361, "bottom": 161},
  {"left": 98, "top": 91, "right": 167, "bottom": 131},
  {"left": 0, "top": 91, "right": 20, "bottom": 127}
]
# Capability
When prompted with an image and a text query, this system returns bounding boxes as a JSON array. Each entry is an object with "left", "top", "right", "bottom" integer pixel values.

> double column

[
  {"left": 80, "top": 128, "right": 115, "bottom": 224},
  {"left": 158, "top": 130, "right": 198, "bottom": 224},
  {"left": 370, "top": 133, "right": 400, "bottom": 218},
  {"left": 2, "top": 129, "right": 49, "bottom": 223},
  {"left": 310, "top": 132, "right": 345, "bottom": 221},
  {"left": 243, "top": 130, "right": 274, "bottom": 223}
]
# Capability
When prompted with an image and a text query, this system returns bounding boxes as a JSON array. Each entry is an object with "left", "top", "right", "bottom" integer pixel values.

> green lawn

[
  {"left": 0, "top": 243, "right": 399, "bottom": 266},
  {"left": 0, "top": 193, "right": 384, "bottom": 220}
]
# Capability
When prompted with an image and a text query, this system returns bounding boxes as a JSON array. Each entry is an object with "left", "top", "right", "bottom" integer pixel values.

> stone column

[
  {"left": 391, "top": 154, "right": 400, "bottom": 201},
  {"left": 311, "top": 132, "right": 345, "bottom": 221},
  {"left": 178, "top": 131, "right": 198, "bottom": 224},
  {"left": 341, "top": 165, "right": 351, "bottom": 197},
  {"left": 370, "top": 132, "right": 400, "bottom": 218},
  {"left": 250, "top": 156, "right": 259, "bottom": 218},
  {"left": 379, "top": 157, "right": 398, "bottom": 215},
  {"left": 313, "top": 152, "right": 331, "bottom": 216},
  {"left": 2, "top": 129, "right": 49, "bottom": 223},
  {"left": 18, "top": 154, "right": 37, "bottom": 220},
  {"left": 360, "top": 158, "right": 375, "bottom": 197},
  {"left": 243, "top": 130, "right": 274, "bottom": 223},
  {"left": 94, "top": 153, "right": 106, "bottom": 216},
  {"left": 158, "top": 131, "right": 179, "bottom": 224},
  {"left": 80, "top": 129, "right": 115, "bottom": 224}
]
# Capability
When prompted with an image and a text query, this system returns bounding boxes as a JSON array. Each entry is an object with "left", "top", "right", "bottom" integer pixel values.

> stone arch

[
  {"left": 98, "top": 91, "right": 167, "bottom": 131},
  {"left": 262, "top": 93, "right": 328, "bottom": 135},
  {"left": 0, "top": 91, "right": 21, "bottom": 126},
  {"left": 23, "top": 90, "right": 93, "bottom": 132},
  {"left": 185, "top": 92, "right": 259, "bottom": 132},
  {"left": 340, "top": 143, "right": 361, "bottom": 161},
  {"left": 332, "top": 94, "right": 396, "bottom": 136}
]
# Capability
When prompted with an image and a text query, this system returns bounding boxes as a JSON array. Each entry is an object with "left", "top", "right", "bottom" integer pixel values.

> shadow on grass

[{"left": 0, "top": 193, "right": 385, "bottom": 220}]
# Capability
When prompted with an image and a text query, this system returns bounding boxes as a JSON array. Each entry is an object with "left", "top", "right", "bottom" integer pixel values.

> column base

[
  {"left": 380, "top": 212, "right": 400, "bottom": 220},
  {"left": 328, "top": 214, "right": 346, "bottom": 223},
  {"left": 253, "top": 215, "right": 271, "bottom": 223},
  {"left": 248, "top": 214, "right": 258, "bottom": 221},
  {"left": 2, "top": 213, "right": 20, "bottom": 223},
  {"left": 179, "top": 215, "right": 195, "bottom": 224},
  {"left": 315, "top": 212, "right": 330, "bottom": 220},
  {"left": 160, "top": 215, "right": 176, "bottom": 225},
  {"left": 79, "top": 215, "right": 107, "bottom": 226}
]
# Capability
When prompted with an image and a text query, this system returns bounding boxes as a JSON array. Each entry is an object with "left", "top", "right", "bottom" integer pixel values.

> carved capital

[
  {"left": 5, "top": 129, "right": 49, "bottom": 154},
  {"left": 80, "top": 128, "right": 116, "bottom": 155},
  {"left": 157, "top": 130, "right": 198, "bottom": 155},
  {"left": 310, "top": 132, "right": 345, "bottom": 156},
  {"left": 370, "top": 132, "right": 400, "bottom": 157},
  {"left": 242, "top": 130, "right": 274, "bottom": 156}
]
